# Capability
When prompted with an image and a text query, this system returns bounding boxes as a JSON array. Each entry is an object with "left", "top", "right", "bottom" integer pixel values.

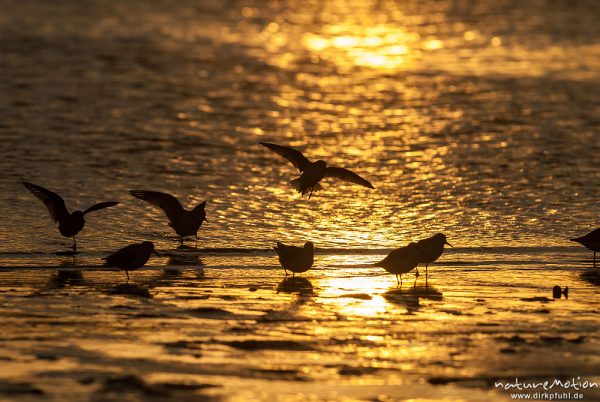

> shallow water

[{"left": 1, "top": 0, "right": 600, "bottom": 400}]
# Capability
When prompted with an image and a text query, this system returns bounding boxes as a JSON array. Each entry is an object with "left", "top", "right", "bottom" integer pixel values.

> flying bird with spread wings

[
  {"left": 23, "top": 182, "right": 119, "bottom": 252},
  {"left": 260, "top": 142, "right": 374, "bottom": 198},
  {"left": 129, "top": 190, "right": 207, "bottom": 245}
]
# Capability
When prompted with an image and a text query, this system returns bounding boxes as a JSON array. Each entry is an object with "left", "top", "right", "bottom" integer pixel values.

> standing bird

[
  {"left": 129, "top": 190, "right": 207, "bottom": 245},
  {"left": 571, "top": 228, "right": 600, "bottom": 267},
  {"left": 260, "top": 142, "right": 374, "bottom": 198},
  {"left": 274, "top": 241, "right": 315, "bottom": 276},
  {"left": 104, "top": 241, "right": 160, "bottom": 280},
  {"left": 23, "top": 182, "right": 119, "bottom": 252},
  {"left": 374, "top": 242, "right": 420, "bottom": 286},
  {"left": 414, "top": 233, "right": 452, "bottom": 277}
]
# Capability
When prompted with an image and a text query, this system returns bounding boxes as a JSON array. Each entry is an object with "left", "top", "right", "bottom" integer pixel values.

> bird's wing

[
  {"left": 84, "top": 201, "right": 119, "bottom": 215},
  {"left": 23, "top": 182, "right": 69, "bottom": 222},
  {"left": 129, "top": 190, "right": 185, "bottom": 223},
  {"left": 260, "top": 142, "right": 311, "bottom": 172},
  {"left": 192, "top": 201, "right": 207, "bottom": 215},
  {"left": 324, "top": 167, "right": 375, "bottom": 189}
]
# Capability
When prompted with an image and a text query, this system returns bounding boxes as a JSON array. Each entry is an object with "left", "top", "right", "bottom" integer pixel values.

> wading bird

[
  {"left": 414, "top": 233, "right": 452, "bottom": 277},
  {"left": 260, "top": 142, "right": 374, "bottom": 198},
  {"left": 23, "top": 182, "right": 119, "bottom": 252},
  {"left": 571, "top": 228, "right": 600, "bottom": 267},
  {"left": 104, "top": 241, "right": 160, "bottom": 280},
  {"left": 129, "top": 190, "right": 207, "bottom": 245},
  {"left": 274, "top": 241, "right": 314, "bottom": 276},
  {"left": 374, "top": 242, "right": 420, "bottom": 286}
]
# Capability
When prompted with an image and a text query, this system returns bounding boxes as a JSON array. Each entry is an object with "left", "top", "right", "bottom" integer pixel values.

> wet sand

[{"left": 0, "top": 248, "right": 599, "bottom": 401}]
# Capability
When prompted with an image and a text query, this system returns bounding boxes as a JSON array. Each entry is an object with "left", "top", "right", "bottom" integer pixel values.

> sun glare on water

[{"left": 302, "top": 24, "right": 423, "bottom": 70}]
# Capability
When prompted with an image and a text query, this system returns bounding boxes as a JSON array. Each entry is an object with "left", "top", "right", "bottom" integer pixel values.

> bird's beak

[{"left": 445, "top": 241, "right": 453, "bottom": 247}]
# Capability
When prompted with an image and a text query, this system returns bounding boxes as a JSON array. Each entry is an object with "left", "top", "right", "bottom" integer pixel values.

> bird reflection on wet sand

[
  {"left": 108, "top": 283, "right": 152, "bottom": 298},
  {"left": 384, "top": 285, "right": 443, "bottom": 314},
  {"left": 47, "top": 270, "right": 84, "bottom": 289},
  {"left": 277, "top": 277, "right": 314, "bottom": 296},
  {"left": 163, "top": 253, "right": 205, "bottom": 278},
  {"left": 580, "top": 269, "right": 600, "bottom": 286}
]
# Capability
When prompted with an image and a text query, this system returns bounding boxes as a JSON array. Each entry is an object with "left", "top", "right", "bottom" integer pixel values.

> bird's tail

[
  {"left": 570, "top": 237, "right": 582, "bottom": 243},
  {"left": 289, "top": 179, "right": 323, "bottom": 196}
]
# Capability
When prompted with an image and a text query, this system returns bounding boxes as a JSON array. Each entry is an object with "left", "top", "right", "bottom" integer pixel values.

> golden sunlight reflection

[
  {"left": 302, "top": 24, "right": 421, "bottom": 69},
  {"left": 316, "top": 275, "right": 391, "bottom": 317}
]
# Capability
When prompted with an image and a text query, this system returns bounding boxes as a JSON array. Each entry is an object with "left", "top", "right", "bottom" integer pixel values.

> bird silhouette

[
  {"left": 571, "top": 228, "right": 600, "bottom": 267},
  {"left": 274, "top": 241, "right": 314, "bottom": 276},
  {"left": 104, "top": 241, "right": 160, "bottom": 280},
  {"left": 374, "top": 242, "right": 420, "bottom": 286},
  {"left": 260, "top": 142, "right": 374, "bottom": 198},
  {"left": 129, "top": 190, "right": 207, "bottom": 245},
  {"left": 23, "top": 182, "right": 119, "bottom": 252},
  {"left": 414, "top": 233, "right": 452, "bottom": 278}
]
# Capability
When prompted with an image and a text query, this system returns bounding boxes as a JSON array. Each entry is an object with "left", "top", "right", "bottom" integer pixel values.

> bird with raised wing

[
  {"left": 23, "top": 182, "right": 119, "bottom": 252},
  {"left": 129, "top": 190, "right": 207, "bottom": 245},
  {"left": 374, "top": 242, "right": 420, "bottom": 286},
  {"left": 414, "top": 233, "right": 452, "bottom": 277},
  {"left": 260, "top": 142, "right": 374, "bottom": 198},
  {"left": 571, "top": 228, "right": 600, "bottom": 267},
  {"left": 274, "top": 241, "right": 314, "bottom": 276},
  {"left": 104, "top": 241, "right": 160, "bottom": 280}
]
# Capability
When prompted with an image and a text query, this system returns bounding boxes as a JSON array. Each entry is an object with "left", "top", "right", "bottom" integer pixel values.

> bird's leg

[
  {"left": 179, "top": 237, "right": 184, "bottom": 246},
  {"left": 400, "top": 274, "right": 403, "bottom": 287},
  {"left": 125, "top": 270, "right": 130, "bottom": 282},
  {"left": 425, "top": 264, "right": 429, "bottom": 277},
  {"left": 396, "top": 274, "right": 399, "bottom": 287},
  {"left": 415, "top": 269, "right": 420, "bottom": 278},
  {"left": 595, "top": 252, "right": 597, "bottom": 268},
  {"left": 284, "top": 268, "right": 288, "bottom": 277},
  {"left": 72, "top": 237, "right": 77, "bottom": 252},
  {"left": 195, "top": 234, "right": 199, "bottom": 248}
]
